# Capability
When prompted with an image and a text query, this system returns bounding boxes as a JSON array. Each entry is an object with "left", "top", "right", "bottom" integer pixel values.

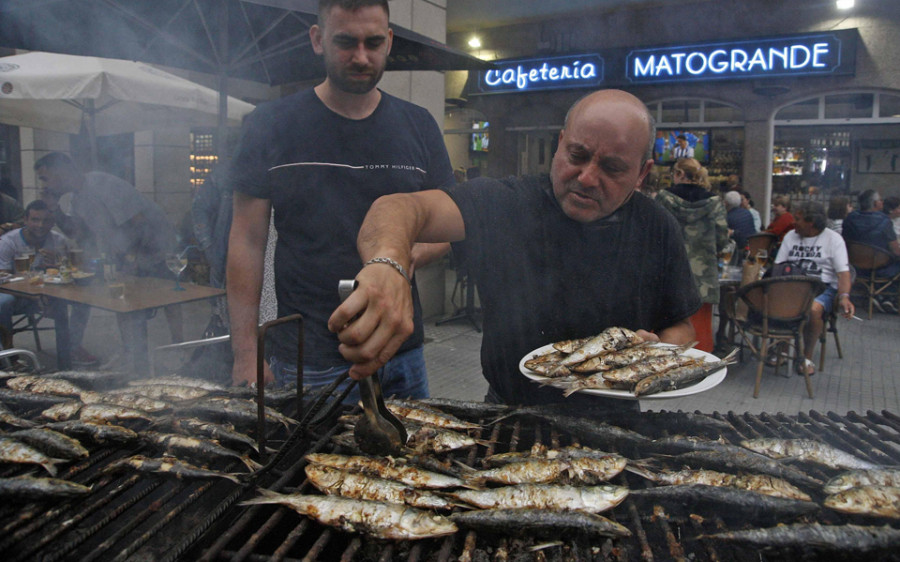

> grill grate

[{"left": 3, "top": 408, "right": 900, "bottom": 560}]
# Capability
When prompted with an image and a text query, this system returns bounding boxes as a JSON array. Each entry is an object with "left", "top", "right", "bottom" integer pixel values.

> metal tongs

[{"left": 338, "top": 280, "right": 408, "bottom": 456}]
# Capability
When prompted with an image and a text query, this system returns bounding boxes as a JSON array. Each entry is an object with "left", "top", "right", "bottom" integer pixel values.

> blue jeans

[{"left": 269, "top": 345, "right": 429, "bottom": 405}]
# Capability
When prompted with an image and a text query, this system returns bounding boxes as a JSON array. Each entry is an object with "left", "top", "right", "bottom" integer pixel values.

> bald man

[{"left": 330, "top": 89, "right": 700, "bottom": 409}]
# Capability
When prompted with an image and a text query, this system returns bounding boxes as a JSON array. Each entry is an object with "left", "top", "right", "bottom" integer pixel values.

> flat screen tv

[
  {"left": 471, "top": 121, "right": 489, "bottom": 152},
  {"left": 653, "top": 129, "right": 710, "bottom": 165}
]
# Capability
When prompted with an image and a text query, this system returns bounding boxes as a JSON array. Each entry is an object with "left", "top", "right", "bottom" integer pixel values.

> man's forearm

[{"left": 227, "top": 248, "right": 264, "bottom": 362}]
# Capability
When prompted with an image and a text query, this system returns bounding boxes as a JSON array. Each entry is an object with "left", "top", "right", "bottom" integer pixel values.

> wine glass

[
  {"left": 165, "top": 252, "right": 188, "bottom": 291},
  {"left": 755, "top": 249, "right": 768, "bottom": 266}
]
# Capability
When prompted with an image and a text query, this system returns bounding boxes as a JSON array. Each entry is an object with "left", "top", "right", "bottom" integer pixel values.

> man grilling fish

[{"left": 329, "top": 89, "right": 701, "bottom": 411}]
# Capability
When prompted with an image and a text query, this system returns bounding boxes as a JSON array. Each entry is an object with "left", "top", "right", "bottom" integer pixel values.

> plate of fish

[{"left": 519, "top": 327, "right": 732, "bottom": 400}]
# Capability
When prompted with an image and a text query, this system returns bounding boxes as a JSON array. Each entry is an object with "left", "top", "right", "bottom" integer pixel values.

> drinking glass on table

[
  {"left": 755, "top": 249, "right": 768, "bottom": 266},
  {"left": 14, "top": 254, "right": 30, "bottom": 274},
  {"left": 165, "top": 251, "right": 188, "bottom": 291}
]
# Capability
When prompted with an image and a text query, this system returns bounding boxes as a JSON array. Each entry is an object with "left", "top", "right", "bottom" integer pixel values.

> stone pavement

[{"left": 423, "top": 309, "right": 900, "bottom": 416}]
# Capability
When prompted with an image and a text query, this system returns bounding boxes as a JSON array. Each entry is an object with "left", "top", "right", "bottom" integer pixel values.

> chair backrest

[
  {"left": 746, "top": 232, "right": 778, "bottom": 253},
  {"left": 846, "top": 241, "right": 895, "bottom": 272},
  {"left": 736, "top": 275, "right": 824, "bottom": 324}
]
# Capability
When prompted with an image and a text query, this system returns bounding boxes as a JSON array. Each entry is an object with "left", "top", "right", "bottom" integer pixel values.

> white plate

[
  {"left": 519, "top": 343, "right": 727, "bottom": 401},
  {"left": 43, "top": 276, "right": 72, "bottom": 285}
]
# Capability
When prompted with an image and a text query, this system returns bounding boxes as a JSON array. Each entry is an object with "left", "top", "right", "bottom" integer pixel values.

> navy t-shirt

[
  {"left": 446, "top": 175, "right": 701, "bottom": 405},
  {"left": 229, "top": 89, "right": 454, "bottom": 366}
]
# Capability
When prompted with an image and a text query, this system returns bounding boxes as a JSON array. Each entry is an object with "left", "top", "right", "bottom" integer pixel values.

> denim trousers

[{"left": 269, "top": 345, "right": 429, "bottom": 405}]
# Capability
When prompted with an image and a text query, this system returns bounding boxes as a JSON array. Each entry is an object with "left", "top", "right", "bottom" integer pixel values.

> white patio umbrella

[{"left": 0, "top": 51, "right": 255, "bottom": 165}]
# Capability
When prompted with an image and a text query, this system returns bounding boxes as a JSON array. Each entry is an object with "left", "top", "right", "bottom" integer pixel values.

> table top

[{"left": 0, "top": 275, "right": 224, "bottom": 313}]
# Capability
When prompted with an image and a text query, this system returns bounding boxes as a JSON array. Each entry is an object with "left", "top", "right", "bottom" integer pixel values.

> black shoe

[
  {"left": 883, "top": 300, "right": 899, "bottom": 314},
  {"left": 873, "top": 299, "right": 886, "bottom": 314}
]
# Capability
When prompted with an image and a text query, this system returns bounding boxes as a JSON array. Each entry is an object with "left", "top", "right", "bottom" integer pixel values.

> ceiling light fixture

[
  {"left": 836, "top": 0, "right": 854, "bottom": 9},
  {"left": 468, "top": 36, "right": 482, "bottom": 49}
]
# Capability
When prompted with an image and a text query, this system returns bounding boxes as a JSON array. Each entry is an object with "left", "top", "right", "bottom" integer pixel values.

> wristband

[
  {"left": 839, "top": 293, "right": 850, "bottom": 299},
  {"left": 364, "top": 257, "right": 411, "bottom": 285}
]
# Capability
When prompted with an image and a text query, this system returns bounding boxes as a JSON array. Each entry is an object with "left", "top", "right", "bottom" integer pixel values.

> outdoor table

[{"left": 0, "top": 275, "right": 224, "bottom": 373}]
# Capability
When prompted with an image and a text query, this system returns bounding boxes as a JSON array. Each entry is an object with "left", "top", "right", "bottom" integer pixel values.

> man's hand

[
  {"left": 231, "top": 353, "right": 274, "bottom": 387},
  {"left": 328, "top": 261, "right": 415, "bottom": 380},
  {"left": 839, "top": 294, "right": 855, "bottom": 319}
]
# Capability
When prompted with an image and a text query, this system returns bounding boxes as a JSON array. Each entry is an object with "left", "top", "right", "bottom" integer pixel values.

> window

[{"left": 824, "top": 93, "right": 874, "bottom": 119}]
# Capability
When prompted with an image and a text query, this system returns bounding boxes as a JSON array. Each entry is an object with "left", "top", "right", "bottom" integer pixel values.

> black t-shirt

[
  {"left": 446, "top": 175, "right": 701, "bottom": 405},
  {"left": 229, "top": 89, "right": 454, "bottom": 366}
]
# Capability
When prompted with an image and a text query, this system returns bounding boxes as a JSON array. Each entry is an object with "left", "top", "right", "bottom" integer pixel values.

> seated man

[
  {"left": 0, "top": 200, "right": 97, "bottom": 366},
  {"left": 724, "top": 190, "right": 755, "bottom": 252},
  {"left": 842, "top": 189, "right": 900, "bottom": 312},
  {"left": 773, "top": 201, "right": 854, "bottom": 377}
]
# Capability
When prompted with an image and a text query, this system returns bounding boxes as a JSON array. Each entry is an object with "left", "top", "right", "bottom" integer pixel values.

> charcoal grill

[
  {"left": 5, "top": 355, "right": 900, "bottom": 562},
  {"left": 6, "top": 405, "right": 896, "bottom": 561}
]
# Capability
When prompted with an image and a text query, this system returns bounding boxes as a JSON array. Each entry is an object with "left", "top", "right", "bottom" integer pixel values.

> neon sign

[
  {"left": 478, "top": 54, "right": 604, "bottom": 93},
  {"left": 627, "top": 33, "right": 847, "bottom": 84}
]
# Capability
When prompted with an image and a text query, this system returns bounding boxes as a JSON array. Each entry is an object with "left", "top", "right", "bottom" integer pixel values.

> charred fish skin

[
  {"left": 130, "top": 375, "right": 228, "bottom": 393},
  {"left": 633, "top": 350, "right": 736, "bottom": 397},
  {"left": 403, "top": 422, "right": 485, "bottom": 454},
  {"left": 414, "top": 397, "right": 511, "bottom": 420},
  {"left": 40, "top": 400, "right": 84, "bottom": 422},
  {"left": 305, "top": 453, "right": 466, "bottom": 489},
  {"left": 450, "top": 508, "right": 632, "bottom": 539},
  {"left": 0, "top": 387, "right": 71, "bottom": 411},
  {"left": 0, "top": 475, "right": 92, "bottom": 501},
  {"left": 141, "top": 431, "right": 262, "bottom": 472},
  {"left": 169, "top": 418, "right": 261, "bottom": 454},
  {"left": 739, "top": 438, "right": 880, "bottom": 470},
  {"left": 559, "top": 327, "right": 644, "bottom": 367},
  {"left": 0, "top": 400, "right": 36, "bottom": 428},
  {"left": 103, "top": 455, "right": 242, "bottom": 484},
  {"left": 824, "top": 469, "right": 900, "bottom": 495},
  {"left": 628, "top": 484, "right": 820, "bottom": 524},
  {"left": 304, "top": 464, "right": 456, "bottom": 511},
  {"left": 0, "top": 436, "right": 65, "bottom": 476},
  {"left": 6, "top": 375, "right": 85, "bottom": 397},
  {"left": 45, "top": 421, "right": 139, "bottom": 445},
  {"left": 116, "top": 384, "right": 210, "bottom": 402},
  {"left": 9, "top": 428, "right": 90, "bottom": 460},
  {"left": 79, "top": 390, "right": 171, "bottom": 413},
  {"left": 670, "top": 449, "right": 823, "bottom": 489},
  {"left": 79, "top": 403, "right": 155, "bottom": 425},
  {"left": 447, "top": 484, "right": 629, "bottom": 513},
  {"left": 385, "top": 400, "right": 481, "bottom": 431},
  {"left": 524, "top": 412, "right": 650, "bottom": 457},
  {"left": 625, "top": 463, "right": 812, "bottom": 501},
  {"left": 824, "top": 485, "right": 900, "bottom": 518},
  {"left": 701, "top": 523, "right": 900, "bottom": 553},
  {"left": 240, "top": 490, "right": 458, "bottom": 540}
]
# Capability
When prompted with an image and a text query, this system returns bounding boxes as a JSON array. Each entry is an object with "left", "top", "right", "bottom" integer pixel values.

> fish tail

[
  {"left": 562, "top": 386, "right": 583, "bottom": 398},
  {"left": 721, "top": 348, "right": 740, "bottom": 364},
  {"left": 41, "top": 459, "right": 61, "bottom": 477},
  {"left": 222, "top": 472, "right": 244, "bottom": 484},
  {"left": 623, "top": 461, "right": 657, "bottom": 481},
  {"left": 238, "top": 488, "right": 288, "bottom": 507},
  {"left": 241, "top": 455, "right": 264, "bottom": 472}
]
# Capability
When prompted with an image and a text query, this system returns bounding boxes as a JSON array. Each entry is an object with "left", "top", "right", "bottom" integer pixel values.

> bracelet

[
  {"left": 364, "top": 257, "right": 411, "bottom": 285},
  {"left": 839, "top": 292, "right": 850, "bottom": 299}
]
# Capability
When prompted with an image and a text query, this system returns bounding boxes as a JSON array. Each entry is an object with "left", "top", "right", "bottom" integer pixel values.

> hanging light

[
  {"left": 468, "top": 36, "right": 482, "bottom": 49},
  {"left": 836, "top": 0, "right": 854, "bottom": 9}
]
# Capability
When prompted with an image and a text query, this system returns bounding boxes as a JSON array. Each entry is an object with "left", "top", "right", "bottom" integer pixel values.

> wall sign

[
  {"left": 477, "top": 54, "right": 604, "bottom": 94},
  {"left": 626, "top": 31, "right": 855, "bottom": 84}
]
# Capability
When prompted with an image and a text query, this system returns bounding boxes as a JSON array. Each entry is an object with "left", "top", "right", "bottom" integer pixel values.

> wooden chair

[
  {"left": 734, "top": 276, "right": 824, "bottom": 399},
  {"left": 845, "top": 241, "right": 900, "bottom": 319},
  {"left": 746, "top": 232, "right": 778, "bottom": 263}
]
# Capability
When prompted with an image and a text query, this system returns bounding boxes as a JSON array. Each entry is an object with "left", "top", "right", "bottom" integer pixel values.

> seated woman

[
  {"left": 773, "top": 201, "right": 855, "bottom": 376},
  {"left": 766, "top": 194, "right": 795, "bottom": 243},
  {"left": 826, "top": 196, "right": 852, "bottom": 234}
]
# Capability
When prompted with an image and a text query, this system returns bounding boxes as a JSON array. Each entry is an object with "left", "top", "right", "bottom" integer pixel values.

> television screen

[
  {"left": 471, "top": 121, "right": 489, "bottom": 152},
  {"left": 653, "top": 129, "right": 710, "bottom": 165}
]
